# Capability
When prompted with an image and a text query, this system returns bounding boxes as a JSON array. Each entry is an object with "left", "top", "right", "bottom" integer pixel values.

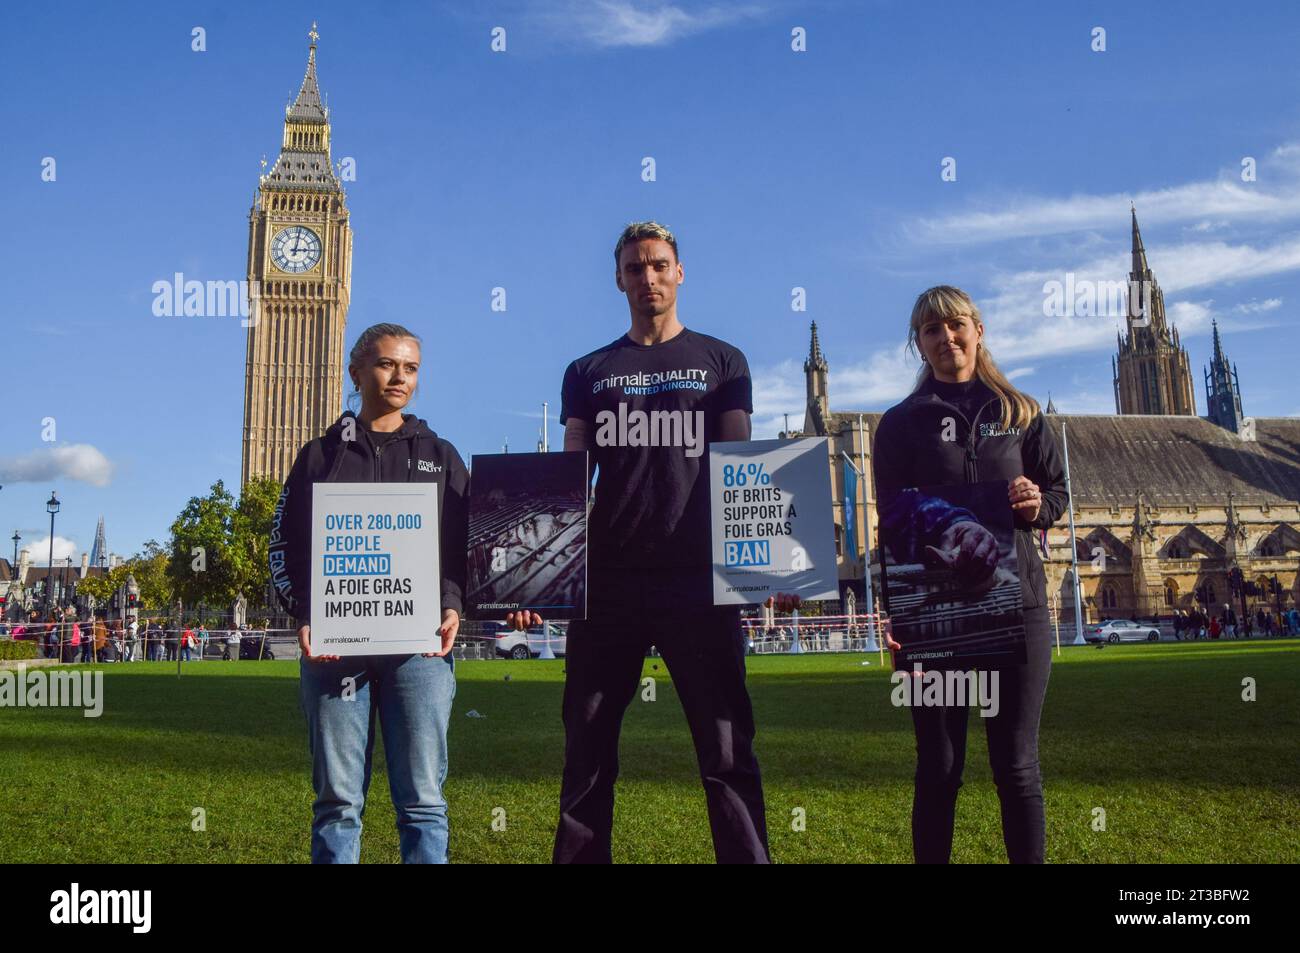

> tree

[
  {"left": 75, "top": 563, "right": 131, "bottom": 609},
  {"left": 231, "top": 477, "right": 282, "bottom": 603},
  {"left": 168, "top": 480, "right": 241, "bottom": 609},
  {"left": 130, "top": 540, "right": 175, "bottom": 612}
]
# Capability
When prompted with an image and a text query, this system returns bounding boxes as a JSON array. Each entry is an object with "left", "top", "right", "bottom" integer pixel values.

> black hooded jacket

[
  {"left": 269, "top": 411, "right": 470, "bottom": 628},
  {"left": 872, "top": 376, "right": 1067, "bottom": 610}
]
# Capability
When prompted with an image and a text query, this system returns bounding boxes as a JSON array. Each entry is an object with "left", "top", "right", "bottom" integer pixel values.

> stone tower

[
  {"left": 1112, "top": 207, "right": 1196, "bottom": 416},
  {"left": 803, "top": 321, "right": 830, "bottom": 435},
  {"left": 241, "top": 23, "right": 353, "bottom": 485},
  {"left": 1204, "top": 318, "right": 1245, "bottom": 433}
]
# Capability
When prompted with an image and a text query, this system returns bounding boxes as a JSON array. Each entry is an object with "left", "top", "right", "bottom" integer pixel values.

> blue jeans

[{"left": 299, "top": 653, "right": 456, "bottom": 864}]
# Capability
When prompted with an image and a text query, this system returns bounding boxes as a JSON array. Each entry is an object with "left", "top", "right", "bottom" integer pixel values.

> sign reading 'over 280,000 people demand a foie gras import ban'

[
  {"left": 709, "top": 437, "right": 838, "bottom": 605},
  {"left": 310, "top": 482, "right": 441, "bottom": 657}
]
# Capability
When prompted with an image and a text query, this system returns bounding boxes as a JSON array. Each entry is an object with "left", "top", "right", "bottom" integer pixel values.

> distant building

[{"left": 0, "top": 550, "right": 114, "bottom": 622}]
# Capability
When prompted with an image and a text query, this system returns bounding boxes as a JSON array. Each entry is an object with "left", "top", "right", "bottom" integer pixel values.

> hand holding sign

[
  {"left": 423, "top": 608, "right": 460, "bottom": 658},
  {"left": 1008, "top": 475, "right": 1042, "bottom": 523},
  {"left": 504, "top": 610, "right": 543, "bottom": 631},
  {"left": 768, "top": 593, "right": 802, "bottom": 613},
  {"left": 925, "top": 521, "right": 999, "bottom": 587},
  {"left": 298, "top": 623, "right": 340, "bottom": 663}
]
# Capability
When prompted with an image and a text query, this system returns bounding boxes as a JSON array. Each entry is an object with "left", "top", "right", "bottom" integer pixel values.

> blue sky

[{"left": 2, "top": 0, "right": 1298, "bottom": 564}]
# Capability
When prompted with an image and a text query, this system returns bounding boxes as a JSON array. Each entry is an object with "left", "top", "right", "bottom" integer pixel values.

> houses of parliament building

[{"left": 791, "top": 210, "right": 1300, "bottom": 624}]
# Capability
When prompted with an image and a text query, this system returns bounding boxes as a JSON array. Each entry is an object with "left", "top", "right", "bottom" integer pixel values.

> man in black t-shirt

[{"left": 545, "top": 221, "right": 771, "bottom": 863}]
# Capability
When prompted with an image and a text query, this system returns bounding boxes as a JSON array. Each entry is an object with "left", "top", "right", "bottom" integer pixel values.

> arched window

[
  {"left": 1164, "top": 579, "right": 1178, "bottom": 607},
  {"left": 1166, "top": 538, "right": 1187, "bottom": 558},
  {"left": 1101, "top": 586, "right": 1117, "bottom": 609}
]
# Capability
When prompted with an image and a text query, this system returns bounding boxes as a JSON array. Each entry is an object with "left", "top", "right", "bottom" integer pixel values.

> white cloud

[
  {"left": 0, "top": 444, "right": 114, "bottom": 487},
  {"left": 1150, "top": 237, "right": 1300, "bottom": 292},
  {"left": 539, "top": 0, "right": 769, "bottom": 48},
  {"left": 1165, "top": 300, "right": 1215, "bottom": 336},
  {"left": 1005, "top": 366, "right": 1036, "bottom": 381},
  {"left": 17, "top": 535, "right": 85, "bottom": 566},
  {"left": 1234, "top": 297, "right": 1282, "bottom": 314},
  {"left": 909, "top": 144, "right": 1300, "bottom": 245},
  {"left": 751, "top": 357, "right": 806, "bottom": 437}
]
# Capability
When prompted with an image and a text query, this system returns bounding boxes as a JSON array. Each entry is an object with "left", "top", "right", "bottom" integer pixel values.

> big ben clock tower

[{"left": 241, "top": 23, "right": 353, "bottom": 485}]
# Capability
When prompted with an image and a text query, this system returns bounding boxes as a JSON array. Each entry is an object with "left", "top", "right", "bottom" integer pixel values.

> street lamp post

[
  {"left": 8, "top": 531, "right": 19, "bottom": 622},
  {"left": 44, "top": 492, "right": 60, "bottom": 619},
  {"left": 62, "top": 556, "right": 72, "bottom": 611}
]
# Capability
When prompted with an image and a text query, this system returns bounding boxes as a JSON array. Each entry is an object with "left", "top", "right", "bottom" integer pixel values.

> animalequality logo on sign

[
  {"left": 709, "top": 437, "right": 838, "bottom": 605},
  {"left": 310, "top": 482, "right": 440, "bottom": 656}
]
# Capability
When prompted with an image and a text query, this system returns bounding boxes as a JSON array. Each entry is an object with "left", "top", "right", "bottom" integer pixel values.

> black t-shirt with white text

[{"left": 560, "top": 328, "right": 753, "bottom": 613}]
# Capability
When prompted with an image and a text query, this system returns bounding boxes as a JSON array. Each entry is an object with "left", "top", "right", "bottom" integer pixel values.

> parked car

[
  {"left": 491, "top": 621, "right": 568, "bottom": 659},
  {"left": 1086, "top": 619, "right": 1161, "bottom": 644}
]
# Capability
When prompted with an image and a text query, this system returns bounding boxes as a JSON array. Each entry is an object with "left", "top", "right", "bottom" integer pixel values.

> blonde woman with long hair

[{"left": 873, "top": 286, "right": 1067, "bottom": 863}]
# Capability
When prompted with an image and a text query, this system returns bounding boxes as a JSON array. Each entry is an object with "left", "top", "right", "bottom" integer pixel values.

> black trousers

[
  {"left": 552, "top": 606, "right": 771, "bottom": 864},
  {"left": 909, "top": 603, "right": 1053, "bottom": 863}
]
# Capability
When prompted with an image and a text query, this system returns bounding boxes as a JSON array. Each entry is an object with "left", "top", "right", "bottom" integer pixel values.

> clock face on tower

[{"left": 270, "top": 225, "right": 322, "bottom": 274}]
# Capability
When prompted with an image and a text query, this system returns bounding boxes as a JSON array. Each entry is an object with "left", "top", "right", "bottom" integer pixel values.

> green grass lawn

[{"left": 1, "top": 640, "right": 1297, "bottom": 863}]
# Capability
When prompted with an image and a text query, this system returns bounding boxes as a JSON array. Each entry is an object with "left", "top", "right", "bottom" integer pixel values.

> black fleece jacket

[
  {"left": 872, "top": 377, "right": 1067, "bottom": 610},
  {"left": 268, "top": 411, "right": 470, "bottom": 627}
]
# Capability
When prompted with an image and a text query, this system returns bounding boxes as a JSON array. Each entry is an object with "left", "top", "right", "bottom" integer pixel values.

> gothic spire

[
  {"left": 805, "top": 320, "right": 827, "bottom": 372},
  {"left": 287, "top": 23, "right": 326, "bottom": 121},
  {"left": 1131, "top": 203, "right": 1149, "bottom": 278},
  {"left": 263, "top": 22, "right": 341, "bottom": 192},
  {"left": 1204, "top": 317, "right": 1244, "bottom": 432}
]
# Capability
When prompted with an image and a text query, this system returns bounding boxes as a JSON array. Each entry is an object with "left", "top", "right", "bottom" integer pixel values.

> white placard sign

[
  {"left": 310, "top": 482, "right": 441, "bottom": 657},
  {"left": 710, "top": 437, "right": 838, "bottom": 605}
]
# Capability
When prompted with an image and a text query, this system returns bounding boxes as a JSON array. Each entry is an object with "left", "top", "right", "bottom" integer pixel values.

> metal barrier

[
  {"left": 742, "top": 613, "right": 886, "bottom": 655},
  {"left": 0, "top": 626, "right": 507, "bottom": 662}
]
